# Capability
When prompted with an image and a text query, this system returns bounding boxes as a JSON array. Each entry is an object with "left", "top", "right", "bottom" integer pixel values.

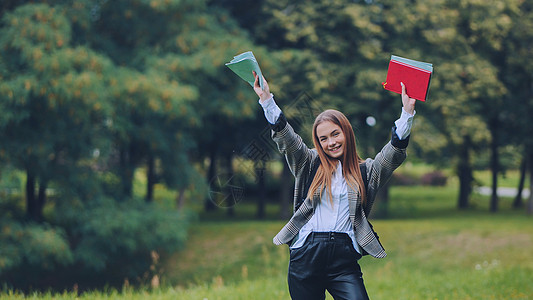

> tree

[
  {"left": 386, "top": 0, "right": 510, "bottom": 210},
  {"left": 0, "top": 1, "right": 205, "bottom": 289},
  {"left": 504, "top": 0, "right": 533, "bottom": 214},
  {"left": 0, "top": 4, "right": 113, "bottom": 221},
  {"left": 146, "top": 2, "right": 281, "bottom": 214},
  {"left": 457, "top": 0, "right": 519, "bottom": 212},
  {"left": 104, "top": 67, "right": 198, "bottom": 200},
  {"left": 76, "top": 0, "right": 204, "bottom": 201}
]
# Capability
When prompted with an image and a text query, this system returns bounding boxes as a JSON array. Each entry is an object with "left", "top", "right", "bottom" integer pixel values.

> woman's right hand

[
  {"left": 253, "top": 71, "right": 271, "bottom": 103},
  {"left": 400, "top": 82, "right": 416, "bottom": 115}
]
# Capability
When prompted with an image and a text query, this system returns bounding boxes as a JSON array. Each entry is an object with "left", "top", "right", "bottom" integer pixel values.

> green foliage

[
  {"left": 0, "top": 4, "right": 114, "bottom": 184},
  {"left": 0, "top": 4, "right": 71, "bottom": 59},
  {"left": 107, "top": 66, "right": 199, "bottom": 192},
  {"left": 0, "top": 220, "right": 73, "bottom": 273},
  {"left": 72, "top": 197, "right": 191, "bottom": 281},
  {"left": 0, "top": 196, "right": 193, "bottom": 290},
  {"left": 0, "top": 2, "right": 201, "bottom": 289},
  {"left": 243, "top": 0, "right": 532, "bottom": 174}
]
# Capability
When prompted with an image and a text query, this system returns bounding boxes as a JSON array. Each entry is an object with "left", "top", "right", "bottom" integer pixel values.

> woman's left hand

[
  {"left": 253, "top": 71, "right": 271, "bottom": 103},
  {"left": 401, "top": 82, "right": 416, "bottom": 115}
]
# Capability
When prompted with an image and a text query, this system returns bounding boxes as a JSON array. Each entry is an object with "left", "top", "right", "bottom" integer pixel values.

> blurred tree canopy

[
  {"left": 222, "top": 0, "right": 532, "bottom": 214},
  {"left": 1, "top": 0, "right": 533, "bottom": 290},
  {"left": 0, "top": 0, "right": 267, "bottom": 290}
]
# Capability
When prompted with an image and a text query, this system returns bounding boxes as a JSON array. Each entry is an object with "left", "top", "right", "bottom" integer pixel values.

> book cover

[
  {"left": 382, "top": 55, "right": 433, "bottom": 102},
  {"left": 225, "top": 51, "right": 264, "bottom": 90}
]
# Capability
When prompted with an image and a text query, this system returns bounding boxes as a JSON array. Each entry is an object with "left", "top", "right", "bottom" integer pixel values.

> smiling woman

[
  {"left": 310, "top": 109, "right": 366, "bottom": 209},
  {"left": 252, "top": 71, "right": 417, "bottom": 300}
]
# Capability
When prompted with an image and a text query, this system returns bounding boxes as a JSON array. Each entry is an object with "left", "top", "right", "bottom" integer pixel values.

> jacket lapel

[
  {"left": 348, "top": 184, "right": 361, "bottom": 226},
  {"left": 272, "top": 183, "right": 321, "bottom": 245},
  {"left": 311, "top": 183, "right": 322, "bottom": 209}
]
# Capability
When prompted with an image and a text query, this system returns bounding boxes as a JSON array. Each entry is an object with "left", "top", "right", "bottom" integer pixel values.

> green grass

[
  {"left": 2, "top": 165, "right": 532, "bottom": 299},
  {"left": 3, "top": 212, "right": 531, "bottom": 299},
  {"left": 362, "top": 215, "right": 532, "bottom": 299},
  {"left": 473, "top": 168, "right": 529, "bottom": 189}
]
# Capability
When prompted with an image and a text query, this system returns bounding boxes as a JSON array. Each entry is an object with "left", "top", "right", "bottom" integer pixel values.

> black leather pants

[{"left": 288, "top": 232, "right": 369, "bottom": 300}]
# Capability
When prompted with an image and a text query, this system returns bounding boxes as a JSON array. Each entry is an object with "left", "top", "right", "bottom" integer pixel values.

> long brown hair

[{"left": 306, "top": 109, "right": 366, "bottom": 205}]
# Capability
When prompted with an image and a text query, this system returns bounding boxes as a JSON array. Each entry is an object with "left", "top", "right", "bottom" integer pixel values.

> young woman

[{"left": 252, "top": 71, "right": 416, "bottom": 300}]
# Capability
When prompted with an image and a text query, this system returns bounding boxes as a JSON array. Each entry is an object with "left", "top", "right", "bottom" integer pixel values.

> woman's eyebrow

[
  {"left": 329, "top": 129, "right": 340, "bottom": 136},
  {"left": 319, "top": 129, "right": 339, "bottom": 139}
]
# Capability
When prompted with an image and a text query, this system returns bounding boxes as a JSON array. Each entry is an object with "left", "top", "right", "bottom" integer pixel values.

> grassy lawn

[
  {"left": 2, "top": 165, "right": 532, "bottom": 299},
  {"left": 473, "top": 168, "right": 529, "bottom": 189},
  {"left": 5, "top": 209, "right": 531, "bottom": 299},
  {"left": 160, "top": 210, "right": 532, "bottom": 300}
]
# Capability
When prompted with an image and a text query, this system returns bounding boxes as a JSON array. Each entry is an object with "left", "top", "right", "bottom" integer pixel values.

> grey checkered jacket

[{"left": 270, "top": 113, "right": 409, "bottom": 258}]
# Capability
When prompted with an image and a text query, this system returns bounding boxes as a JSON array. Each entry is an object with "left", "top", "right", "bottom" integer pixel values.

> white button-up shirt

[{"left": 289, "top": 160, "right": 363, "bottom": 252}]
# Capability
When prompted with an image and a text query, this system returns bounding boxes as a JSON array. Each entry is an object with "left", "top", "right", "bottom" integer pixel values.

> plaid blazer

[{"left": 270, "top": 113, "right": 409, "bottom": 258}]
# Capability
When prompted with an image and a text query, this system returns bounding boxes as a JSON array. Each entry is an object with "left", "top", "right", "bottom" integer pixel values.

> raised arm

[
  {"left": 252, "top": 72, "right": 317, "bottom": 178},
  {"left": 363, "top": 83, "right": 417, "bottom": 214}
]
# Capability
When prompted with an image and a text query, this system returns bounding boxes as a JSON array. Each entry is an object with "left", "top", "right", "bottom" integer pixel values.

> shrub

[
  {"left": 0, "top": 219, "right": 74, "bottom": 289},
  {"left": 421, "top": 171, "right": 448, "bottom": 186},
  {"left": 392, "top": 173, "right": 419, "bottom": 186},
  {"left": 0, "top": 196, "right": 193, "bottom": 291},
  {"left": 71, "top": 197, "right": 192, "bottom": 288},
  {"left": 0, "top": 220, "right": 73, "bottom": 272}
]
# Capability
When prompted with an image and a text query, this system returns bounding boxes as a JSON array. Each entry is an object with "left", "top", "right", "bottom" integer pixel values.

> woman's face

[{"left": 316, "top": 121, "right": 345, "bottom": 159}]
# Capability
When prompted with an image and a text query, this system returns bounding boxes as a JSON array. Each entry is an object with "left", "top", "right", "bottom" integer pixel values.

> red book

[{"left": 382, "top": 55, "right": 433, "bottom": 102}]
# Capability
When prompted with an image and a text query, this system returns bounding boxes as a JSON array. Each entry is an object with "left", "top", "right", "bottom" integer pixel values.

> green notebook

[{"left": 225, "top": 51, "right": 264, "bottom": 90}]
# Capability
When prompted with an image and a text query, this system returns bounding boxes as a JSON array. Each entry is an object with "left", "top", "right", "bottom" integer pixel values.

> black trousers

[{"left": 288, "top": 232, "right": 369, "bottom": 300}]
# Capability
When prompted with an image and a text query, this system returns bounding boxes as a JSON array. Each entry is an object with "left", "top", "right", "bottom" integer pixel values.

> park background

[{"left": 0, "top": 0, "right": 532, "bottom": 299}]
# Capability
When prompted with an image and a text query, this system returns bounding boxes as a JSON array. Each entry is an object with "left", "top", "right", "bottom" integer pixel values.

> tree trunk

[
  {"left": 279, "top": 161, "right": 293, "bottom": 219},
  {"left": 176, "top": 188, "right": 186, "bottom": 210},
  {"left": 119, "top": 146, "right": 134, "bottom": 198},
  {"left": 489, "top": 120, "right": 499, "bottom": 212},
  {"left": 26, "top": 170, "right": 37, "bottom": 221},
  {"left": 146, "top": 155, "right": 155, "bottom": 202},
  {"left": 458, "top": 135, "right": 473, "bottom": 209},
  {"left": 225, "top": 154, "right": 235, "bottom": 217},
  {"left": 527, "top": 152, "right": 533, "bottom": 215},
  {"left": 36, "top": 180, "right": 47, "bottom": 222},
  {"left": 513, "top": 154, "right": 526, "bottom": 209},
  {"left": 256, "top": 160, "right": 266, "bottom": 219},
  {"left": 205, "top": 148, "right": 217, "bottom": 212}
]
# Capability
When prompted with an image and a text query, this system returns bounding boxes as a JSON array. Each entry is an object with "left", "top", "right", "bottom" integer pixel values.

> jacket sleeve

[
  {"left": 363, "top": 126, "right": 409, "bottom": 214},
  {"left": 270, "top": 112, "right": 317, "bottom": 179}
]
